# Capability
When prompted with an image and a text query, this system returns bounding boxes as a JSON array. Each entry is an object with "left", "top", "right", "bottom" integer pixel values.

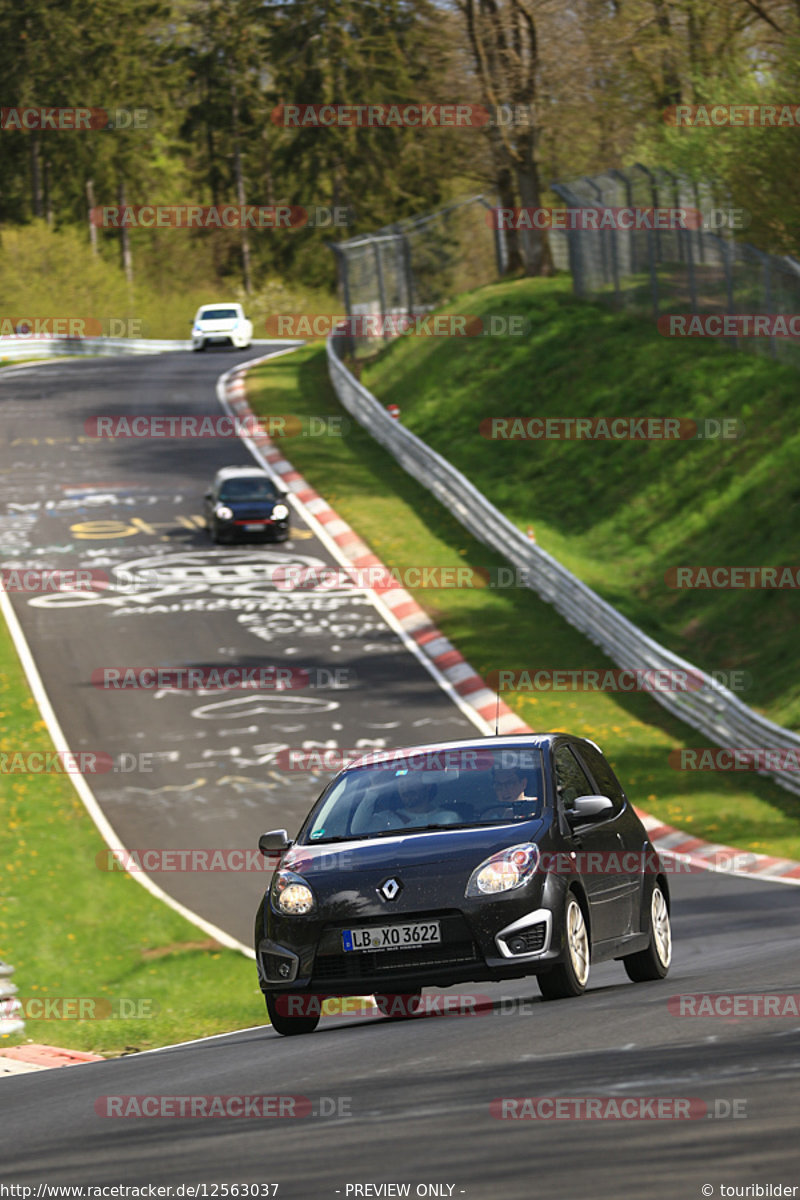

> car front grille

[{"left": 313, "top": 943, "right": 479, "bottom": 982}]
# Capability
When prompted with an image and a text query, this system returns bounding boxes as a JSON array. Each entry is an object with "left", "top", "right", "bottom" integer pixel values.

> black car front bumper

[{"left": 256, "top": 896, "right": 562, "bottom": 995}]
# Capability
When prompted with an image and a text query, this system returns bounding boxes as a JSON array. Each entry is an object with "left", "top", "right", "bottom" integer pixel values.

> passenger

[{"left": 381, "top": 771, "right": 460, "bottom": 829}]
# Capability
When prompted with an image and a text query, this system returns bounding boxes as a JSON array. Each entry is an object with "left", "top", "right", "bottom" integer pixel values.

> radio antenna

[{"left": 495, "top": 687, "right": 500, "bottom": 736}]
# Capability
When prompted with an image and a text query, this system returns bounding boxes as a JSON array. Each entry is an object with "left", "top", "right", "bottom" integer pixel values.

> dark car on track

[
  {"left": 255, "top": 734, "right": 672, "bottom": 1034},
  {"left": 204, "top": 466, "right": 290, "bottom": 543}
]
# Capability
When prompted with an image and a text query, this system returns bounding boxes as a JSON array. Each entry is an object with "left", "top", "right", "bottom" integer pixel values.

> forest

[{"left": 1, "top": 0, "right": 798, "bottom": 302}]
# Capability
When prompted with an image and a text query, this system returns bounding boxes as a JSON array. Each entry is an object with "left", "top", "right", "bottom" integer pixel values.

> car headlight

[
  {"left": 272, "top": 869, "right": 316, "bottom": 915},
  {"left": 215, "top": 505, "right": 234, "bottom": 520},
  {"left": 466, "top": 843, "right": 539, "bottom": 897},
  {"left": 272, "top": 503, "right": 289, "bottom": 520}
]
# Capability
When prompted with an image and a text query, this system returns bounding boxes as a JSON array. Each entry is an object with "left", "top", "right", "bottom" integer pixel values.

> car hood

[
  {"left": 218, "top": 498, "right": 280, "bottom": 516},
  {"left": 288, "top": 823, "right": 544, "bottom": 869},
  {"left": 278, "top": 821, "right": 548, "bottom": 915}
]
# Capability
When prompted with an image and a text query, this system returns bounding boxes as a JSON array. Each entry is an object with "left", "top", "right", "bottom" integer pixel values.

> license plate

[
  {"left": 342, "top": 922, "right": 441, "bottom": 952},
  {"left": 243, "top": 523, "right": 265, "bottom": 531}
]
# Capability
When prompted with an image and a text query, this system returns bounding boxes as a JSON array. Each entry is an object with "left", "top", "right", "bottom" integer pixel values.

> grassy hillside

[
  {"left": 360, "top": 277, "right": 800, "bottom": 729},
  {"left": 245, "top": 346, "right": 800, "bottom": 861}
]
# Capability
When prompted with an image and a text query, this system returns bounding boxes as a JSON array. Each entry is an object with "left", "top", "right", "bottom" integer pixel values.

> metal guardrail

[
  {"left": 0, "top": 337, "right": 282, "bottom": 362},
  {"left": 326, "top": 333, "right": 800, "bottom": 797},
  {"left": 0, "top": 336, "right": 193, "bottom": 360}
]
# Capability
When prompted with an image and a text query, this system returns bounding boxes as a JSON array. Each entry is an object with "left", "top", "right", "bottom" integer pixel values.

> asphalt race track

[
  {"left": 1, "top": 352, "right": 799, "bottom": 1198},
  {"left": 0, "top": 348, "right": 476, "bottom": 944},
  {"left": 3, "top": 871, "right": 800, "bottom": 1197}
]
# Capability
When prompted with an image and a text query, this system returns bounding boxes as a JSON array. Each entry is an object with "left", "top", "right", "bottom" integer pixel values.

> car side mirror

[
  {"left": 259, "top": 829, "right": 293, "bottom": 855},
  {"left": 565, "top": 794, "right": 614, "bottom": 824},
  {"left": 204, "top": 491, "right": 212, "bottom": 500}
]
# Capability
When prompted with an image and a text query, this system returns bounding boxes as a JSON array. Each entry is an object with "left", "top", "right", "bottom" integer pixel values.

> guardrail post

[{"left": 0, "top": 962, "right": 23, "bottom": 1036}]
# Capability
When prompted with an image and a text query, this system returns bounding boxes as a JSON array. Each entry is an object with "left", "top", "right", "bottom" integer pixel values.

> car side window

[
  {"left": 553, "top": 744, "right": 594, "bottom": 812},
  {"left": 576, "top": 744, "right": 626, "bottom": 814}
]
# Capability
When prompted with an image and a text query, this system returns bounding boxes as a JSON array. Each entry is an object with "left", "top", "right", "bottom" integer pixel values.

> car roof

[
  {"left": 339, "top": 733, "right": 598, "bottom": 770},
  {"left": 197, "top": 302, "right": 241, "bottom": 310},
  {"left": 213, "top": 466, "right": 271, "bottom": 483}
]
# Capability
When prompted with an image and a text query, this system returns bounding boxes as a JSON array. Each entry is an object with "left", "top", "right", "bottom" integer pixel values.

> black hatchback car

[
  {"left": 255, "top": 734, "right": 672, "bottom": 1034},
  {"left": 204, "top": 466, "right": 290, "bottom": 543}
]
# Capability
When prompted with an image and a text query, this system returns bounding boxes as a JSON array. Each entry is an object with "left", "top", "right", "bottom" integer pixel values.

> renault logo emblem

[{"left": 378, "top": 877, "right": 402, "bottom": 901}]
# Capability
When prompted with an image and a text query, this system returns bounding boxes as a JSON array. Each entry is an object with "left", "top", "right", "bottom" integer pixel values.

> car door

[
  {"left": 552, "top": 741, "right": 633, "bottom": 945},
  {"left": 572, "top": 740, "right": 641, "bottom": 936}
]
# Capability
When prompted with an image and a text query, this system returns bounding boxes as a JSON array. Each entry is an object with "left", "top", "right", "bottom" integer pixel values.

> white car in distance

[{"left": 192, "top": 302, "right": 253, "bottom": 351}]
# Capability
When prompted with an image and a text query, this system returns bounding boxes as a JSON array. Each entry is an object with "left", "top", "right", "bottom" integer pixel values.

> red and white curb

[
  {"left": 222, "top": 355, "right": 800, "bottom": 888},
  {"left": 636, "top": 811, "right": 800, "bottom": 883},
  {"left": 0, "top": 1044, "right": 105, "bottom": 1076},
  {"left": 219, "top": 360, "right": 527, "bottom": 738}
]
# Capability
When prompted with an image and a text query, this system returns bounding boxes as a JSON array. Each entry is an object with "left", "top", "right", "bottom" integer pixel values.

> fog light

[
  {"left": 278, "top": 962, "right": 291, "bottom": 978},
  {"left": 507, "top": 935, "right": 528, "bottom": 955}
]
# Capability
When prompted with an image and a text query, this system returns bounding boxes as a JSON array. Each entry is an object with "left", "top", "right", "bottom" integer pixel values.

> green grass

[
  {"left": 0, "top": 629, "right": 263, "bottom": 1056},
  {"left": 245, "top": 343, "right": 800, "bottom": 861},
  {"left": 360, "top": 276, "right": 800, "bottom": 728}
]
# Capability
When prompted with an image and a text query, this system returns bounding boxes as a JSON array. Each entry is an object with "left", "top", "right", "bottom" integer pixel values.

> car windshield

[
  {"left": 218, "top": 478, "right": 277, "bottom": 501},
  {"left": 300, "top": 746, "right": 546, "bottom": 843},
  {"left": 200, "top": 308, "right": 238, "bottom": 320}
]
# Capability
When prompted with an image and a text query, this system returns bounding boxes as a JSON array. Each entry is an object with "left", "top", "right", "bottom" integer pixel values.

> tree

[{"left": 456, "top": 0, "right": 553, "bottom": 275}]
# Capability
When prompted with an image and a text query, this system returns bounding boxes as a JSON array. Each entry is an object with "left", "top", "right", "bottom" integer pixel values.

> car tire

[
  {"left": 374, "top": 990, "right": 423, "bottom": 1019},
  {"left": 265, "top": 992, "right": 320, "bottom": 1036},
  {"left": 622, "top": 883, "right": 671, "bottom": 982},
  {"left": 537, "top": 892, "right": 590, "bottom": 1000},
  {"left": 193, "top": 340, "right": 205, "bottom": 352}
]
